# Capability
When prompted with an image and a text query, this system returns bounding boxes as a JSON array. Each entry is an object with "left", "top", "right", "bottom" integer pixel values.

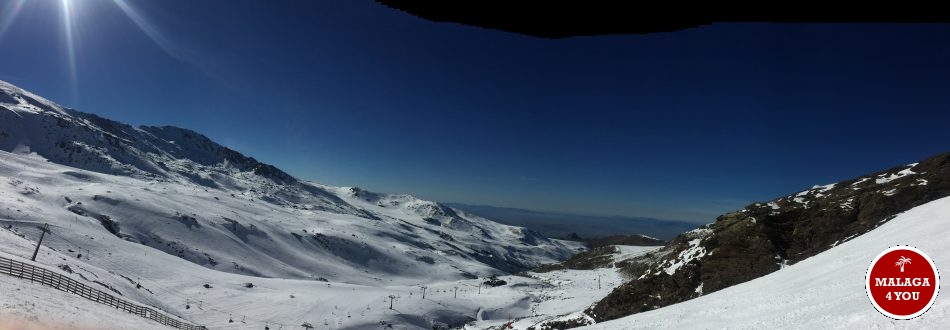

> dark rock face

[
  {"left": 97, "top": 214, "right": 121, "bottom": 237},
  {"left": 588, "top": 152, "right": 950, "bottom": 322},
  {"left": 534, "top": 246, "right": 618, "bottom": 272},
  {"left": 483, "top": 277, "right": 507, "bottom": 287},
  {"left": 533, "top": 234, "right": 666, "bottom": 273},
  {"left": 529, "top": 316, "right": 593, "bottom": 330}
]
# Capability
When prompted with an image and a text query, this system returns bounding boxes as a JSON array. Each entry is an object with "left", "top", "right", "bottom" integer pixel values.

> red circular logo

[{"left": 865, "top": 246, "right": 940, "bottom": 319}]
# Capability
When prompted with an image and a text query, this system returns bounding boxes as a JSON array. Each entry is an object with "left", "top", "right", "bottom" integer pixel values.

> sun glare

[
  {"left": 0, "top": 0, "right": 25, "bottom": 40},
  {"left": 2, "top": 0, "right": 202, "bottom": 96},
  {"left": 111, "top": 0, "right": 180, "bottom": 60},
  {"left": 59, "top": 0, "right": 80, "bottom": 100}
]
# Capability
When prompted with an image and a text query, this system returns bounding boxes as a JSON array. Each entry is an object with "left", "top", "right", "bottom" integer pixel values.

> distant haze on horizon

[
  {"left": 2, "top": 1, "right": 950, "bottom": 223},
  {"left": 446, "top": 202, "right": 698, "bottom": 240}
]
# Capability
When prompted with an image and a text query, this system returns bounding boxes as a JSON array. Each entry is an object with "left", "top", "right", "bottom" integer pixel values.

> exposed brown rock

[{"left": 588, "top": 152, "right": 950, "bottom": 322}]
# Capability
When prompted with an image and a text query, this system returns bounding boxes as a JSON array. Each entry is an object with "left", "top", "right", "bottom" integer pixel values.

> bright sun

[{"left": 0, "top": 0, "right": 183, "bottom": 94}]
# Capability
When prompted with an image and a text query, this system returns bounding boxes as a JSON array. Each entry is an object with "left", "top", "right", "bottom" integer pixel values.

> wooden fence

[{"left": 0, "top": 255, "right": 207, "bottom": 330}]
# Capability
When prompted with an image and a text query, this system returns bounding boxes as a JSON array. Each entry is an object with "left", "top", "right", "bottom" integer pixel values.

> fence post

[{"left": 0, "top": 257, "right": 205, "bottom": 330}]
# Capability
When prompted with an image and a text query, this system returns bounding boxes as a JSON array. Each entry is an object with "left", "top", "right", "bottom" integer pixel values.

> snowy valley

[
  {"left": 0, "top": 80, "right": 612, "bottom": 329},
  {"left": 1, "top": 78, "right": 948, "bottom": 330}
]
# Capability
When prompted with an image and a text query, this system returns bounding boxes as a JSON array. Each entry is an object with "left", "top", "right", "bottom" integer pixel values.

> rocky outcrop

[
  {"left": 588, "top": 152, "right": 950, "bottom": 322},
  {"left": 533, "top": 246, "right": 619, "bottom": 272}
]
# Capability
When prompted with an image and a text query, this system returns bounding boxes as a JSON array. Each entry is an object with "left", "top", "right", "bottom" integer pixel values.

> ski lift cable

[{"left": 46, "top": 231, "right": 87, "bottom": 251}]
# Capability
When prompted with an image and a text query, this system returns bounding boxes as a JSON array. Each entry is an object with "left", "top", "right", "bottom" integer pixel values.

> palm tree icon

[{"left": 895, "top": 256, "right": 912, "bottom": 272}]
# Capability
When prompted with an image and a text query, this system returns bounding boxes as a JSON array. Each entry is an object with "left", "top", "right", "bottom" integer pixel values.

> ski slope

[
  {"left": 0, "top": 79, "right": 595, "bottom": 329},
  {"left": 0, "top": 219, "right": 637, "bottom": 330},
  {"left": 0, "top": 150, "right": 585, "bottom": 329},
  {"left": 0, "top": 79, "right": 579, "bottom": 286},
  {"left": 0, "top": 148, "right": 577, "bottom": 285},
  {"left": 0, "top": 251, "right": 164, "bottom": 330},
  {"left": 0, "top": 213, "right": 576, "bottom": 330},
  {"left": 584, "top": 195, "right": 950, "bottom": 329}
]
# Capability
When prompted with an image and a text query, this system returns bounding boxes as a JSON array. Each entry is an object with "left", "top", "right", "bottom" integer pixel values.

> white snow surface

[
  {"left": 0, "top": 80, "right": 589, "bottom": 329},
  {"left": 0, "top": 149, "right": 587, "bottom": 329},
  {"left": 839, "top": 197, "right": 855, "bottom": 210},
  {"left": 0, "top": 251, "right": 174, "bottom": 330},
  {"left": 583, "top": 195, "right": 950, "bottom": 329},
  {"left": 794, "top": 183, "right": 835, "bottom": 199},
  {"left": 0, "top": 149, "right": 576, "bottom": 284},
  {"left": 662, "top": 238, "right": 705, "bottom": 276},
  {"left": 850, "top": 177, "right": 871, "bottom": 188},
  {"left": 876, "top": 165, "right": 919, "bottom": 184},
  {"left": 462, "top": 268, "right": 630, "bottom": 330},
  {"left": 612, "top": 245, "right": 659, "bottom": 263}
]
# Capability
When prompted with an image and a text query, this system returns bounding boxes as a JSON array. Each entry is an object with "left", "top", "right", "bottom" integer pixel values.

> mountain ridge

[
  {"left": 0, "top": 79, "right": 581, "bottom": 285},
  {"left": 585, "top": 151, "right": 950, "bottom": 322}
]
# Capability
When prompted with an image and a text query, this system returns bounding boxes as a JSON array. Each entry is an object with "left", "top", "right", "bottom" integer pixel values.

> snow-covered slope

[
  {"left": 0, "top": 251, "right": 174, "bottom": 330},
  {"left": 0, "top": 217, "right": 630, "bottom": 330},
  {"left": 0, "top": 79, "right": 592, "bottom": 329},
  {"left": 585, "top": 195, "right": 950, "bottom": 329},
  {"left": 589, "top": 152, "right": 950, "bottom": 321},
  {"left": 0, "top": 80, "right": 579, "bottom": 286},
  {"left": 0, "top": 218, "right": 568, "bottom": 330}
]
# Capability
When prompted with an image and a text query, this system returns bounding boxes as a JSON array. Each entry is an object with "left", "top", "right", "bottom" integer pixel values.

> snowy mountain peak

[
  {"left": 0, "top": 80, "right": 334, "bottom": 211},
  {"left": 0, "top": 80, "right": 72, "bottom": 117},
  {"left": 0, "top": 80, "right": 580, "bottom": 286}
]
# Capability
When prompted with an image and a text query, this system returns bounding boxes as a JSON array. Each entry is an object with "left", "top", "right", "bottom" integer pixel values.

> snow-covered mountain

[
  {"left": 587, "top": 152, "right": 950, "bottom": 322},
  {"left": 585, "top": 194, "right": 949, "bottom": 329},
  {"left": 4, "top": 79, "right": 945, "bottom": 330},
  {"left": 0, "top": 80, "right": 580, "bottom": 286}
]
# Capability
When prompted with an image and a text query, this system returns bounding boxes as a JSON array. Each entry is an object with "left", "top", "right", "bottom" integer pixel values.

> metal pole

[{"left": 31, "top": 224, "right": 50, "bottom": 262}]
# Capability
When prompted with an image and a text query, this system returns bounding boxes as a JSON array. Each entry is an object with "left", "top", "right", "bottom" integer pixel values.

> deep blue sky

[{"left": 2, "top": 0, "right": 950, "bottom": 223}]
